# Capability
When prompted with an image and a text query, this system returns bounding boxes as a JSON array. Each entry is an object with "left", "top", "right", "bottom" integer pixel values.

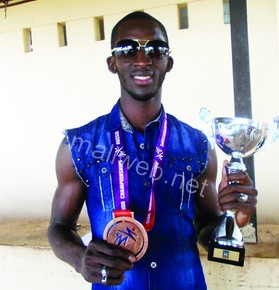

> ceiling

[{"left": 0, "top": 0, "right": 37, "bottom": 9}]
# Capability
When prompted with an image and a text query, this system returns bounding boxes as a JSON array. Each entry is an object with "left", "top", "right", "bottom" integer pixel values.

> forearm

[{"left": 48, "top": 223, "right": 86, "bottom": 273}]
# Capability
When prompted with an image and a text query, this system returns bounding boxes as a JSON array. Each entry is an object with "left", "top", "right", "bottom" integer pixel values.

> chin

[{"left": 128, "top": 90, "right": 157, "bottom": 102}]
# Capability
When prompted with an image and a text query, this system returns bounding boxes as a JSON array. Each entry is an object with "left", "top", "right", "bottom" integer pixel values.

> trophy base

[{"left": 208, "top": 242, "right": 245, "bottom": 267}]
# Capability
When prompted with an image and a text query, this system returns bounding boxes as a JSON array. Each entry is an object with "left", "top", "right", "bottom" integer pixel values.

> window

[
  {"left": 178, "top": 4, "right": 189, "bottom": 30},
  {"left": 223, "top": 0, "right": 230, "bottom": 24},
  {"left": 23, "top": 28, "right": 33, "bottom": 52},
  {"left": 57, "top": 22, "right": 68, "bottom": 47},
  {"left": 94, "top": 16, "right": 105, "bottom": 41}
]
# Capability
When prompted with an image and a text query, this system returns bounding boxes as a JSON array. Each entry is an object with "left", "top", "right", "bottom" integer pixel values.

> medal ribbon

[{"left": 111, "top": 112, "right": 170, "bottom": 231}]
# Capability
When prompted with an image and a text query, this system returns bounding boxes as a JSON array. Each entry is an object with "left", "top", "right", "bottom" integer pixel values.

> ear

[
  {"left": 106, "top": 56, "right": 118, "bottom": 74},
  {"left": 166, "top": 56, "right": 174, "bottom": 73}
]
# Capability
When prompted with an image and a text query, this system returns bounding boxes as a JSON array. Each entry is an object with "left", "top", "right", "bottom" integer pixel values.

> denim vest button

[
  {"left": 150, "top": 262, "right": 157, "bottom": 268},
  {"left": 145, "top": 181, "right": 150, "bottom": 188},
  {"left": 187, "top": 165, "right": 192, "bottom": 171},
  {"left": 101, "top": 167, "right": 107, "bottom": 174},
  {"left": 140, "top": 143, "right": 144, "bottom": 149}
]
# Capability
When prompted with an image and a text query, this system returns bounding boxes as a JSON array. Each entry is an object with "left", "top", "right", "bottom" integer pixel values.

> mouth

[{"left": 132, "top": 75, "right": 152, "bottom": 86}]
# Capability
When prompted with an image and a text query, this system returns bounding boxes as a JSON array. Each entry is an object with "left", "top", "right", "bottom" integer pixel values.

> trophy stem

[
  {"left": 225, "top": 210, "right": 235, "bottom": 240},
  {"left": 212, "top": 210, "right": 244, "bottom": 247},
  {"left": 226, "top": 157, "right": 247, "bottom": 174}
]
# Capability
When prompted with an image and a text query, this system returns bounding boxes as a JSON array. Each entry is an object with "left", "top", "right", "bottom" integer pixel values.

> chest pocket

[
  {"left": 85, "top": 158, "right": 115, "bottom": 212},
  {"left": 156, "top": 154, "right": 205, "bottom": 214}
]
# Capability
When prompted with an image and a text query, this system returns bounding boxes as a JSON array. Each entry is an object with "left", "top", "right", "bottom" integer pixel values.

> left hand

[{"left": 218, "top": 160, "right": 258, "bottom": 228}]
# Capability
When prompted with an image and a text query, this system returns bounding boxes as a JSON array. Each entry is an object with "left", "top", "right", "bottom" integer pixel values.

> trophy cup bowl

[
  {"left": 199, "top": 108, "right": 279, "bottom": 266},
  {"left": 213, "top": 117, "right": 269, "bottom": 172}
]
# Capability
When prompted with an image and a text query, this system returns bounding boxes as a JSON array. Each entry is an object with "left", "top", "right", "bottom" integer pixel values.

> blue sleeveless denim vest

[{"left": 65, "top": 100, "right": 208, "bottom": 290}]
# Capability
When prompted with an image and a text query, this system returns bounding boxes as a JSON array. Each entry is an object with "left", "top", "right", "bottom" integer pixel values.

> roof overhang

[{"left": 0, "top": 0, "right": 37, "bottom": 9}]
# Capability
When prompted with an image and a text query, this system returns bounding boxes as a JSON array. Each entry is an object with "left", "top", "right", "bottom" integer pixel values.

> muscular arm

[
  {"left": 48, "top": 139, "right": 88, "bottom": 272},
  {"left": 48, "top": 139, "right": 136, "bottom": 285}
]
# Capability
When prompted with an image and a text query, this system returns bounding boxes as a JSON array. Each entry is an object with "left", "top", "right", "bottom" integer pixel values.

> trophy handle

[
  {"left": 199, "top": 107, "right": 212, "bottom": 124},
  {"left": 199, "top": 107, "right": 215, "bottom": 149},
  {"left": 269, "top": 116, "right": 279, "bottom": 144}
]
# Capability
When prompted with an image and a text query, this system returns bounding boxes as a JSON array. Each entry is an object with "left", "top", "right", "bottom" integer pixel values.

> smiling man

[{"left": 48, "top": 11, "right": 257, "bottom": 290}]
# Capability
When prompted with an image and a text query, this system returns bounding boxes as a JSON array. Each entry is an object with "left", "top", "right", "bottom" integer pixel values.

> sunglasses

[{"left": 111, "top": 39, "right": 171, "bottom": 63}]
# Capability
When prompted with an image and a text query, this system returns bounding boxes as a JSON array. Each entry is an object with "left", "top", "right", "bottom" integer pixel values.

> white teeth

[{"left": 134, "top": 76, "right": 150, "bottom": 80}]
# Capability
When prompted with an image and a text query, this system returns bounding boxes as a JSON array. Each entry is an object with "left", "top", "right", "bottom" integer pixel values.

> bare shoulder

[
  {"left": 55, "top": 138, "right": 79, "bottom": 183},
  {"left": 50, "top": 138, "right": 87, "bottom": 227}
]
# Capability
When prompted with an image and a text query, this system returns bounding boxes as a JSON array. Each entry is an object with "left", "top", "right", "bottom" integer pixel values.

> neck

[{"left": 120, "top": 96, "right": 162, "bottom": 133}]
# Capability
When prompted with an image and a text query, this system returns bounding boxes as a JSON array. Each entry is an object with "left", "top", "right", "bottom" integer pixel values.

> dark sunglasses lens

[
  {"left": 113, "top": 39, "right": 170, "bottom": 62},
  {"left": 113, "top": 40, "right": 138, "bottom": 59},
  {"left": 145, "top": 40, "right": 170, "bottom": 62}
]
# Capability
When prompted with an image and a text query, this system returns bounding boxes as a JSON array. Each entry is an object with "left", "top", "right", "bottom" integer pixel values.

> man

[{"left": 48, "top": 11, "right": 257, "bottom": 289}]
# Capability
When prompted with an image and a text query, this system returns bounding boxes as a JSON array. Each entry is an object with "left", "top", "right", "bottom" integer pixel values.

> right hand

[{"left": 80, "top": 237, "right": 136, "bottom": 285}]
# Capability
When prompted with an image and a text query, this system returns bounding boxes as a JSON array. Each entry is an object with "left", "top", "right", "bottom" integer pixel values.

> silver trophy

[{"left": 199, "top": 108, "right": 279, "bottom": 266}]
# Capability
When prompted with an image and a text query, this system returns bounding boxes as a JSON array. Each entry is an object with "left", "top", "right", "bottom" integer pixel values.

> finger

[
  {"left": 236, "top": 210, "right": 256, "bottom": 228},
  {"left": 87, "top": 238, "right": 135, "bottom": 271},
  {"left": 220, "top": 199, "right": 256, "bottom": 212},
  {"left": 81, "top": 258, "right": 126, "bottom": 285},
  {"left": 219, "top": 180, "right": 257, "bottom": 199},
  {"left": 89, "top": 238, "right": 135, "bottom": 261},
  {"left": 104, "top": 276, "right": 125, "bottom": 286},
  {"left": 219, "top": 190, "right": 256, "bottom": 206},
  {"left": 99, "top": 266, "right": 125, "bottom": 286},
  {"left": 101, "top": 275, "right": 125, "bottom": 286},
  {"left": 227, "top": 171, "right": 254, "bottom": 186},
  {"left": 97, "top": 262, "right": 128, "bottom": 278},
  {"left": 219, "top": 191, "right": 257, "bottom": 213}
]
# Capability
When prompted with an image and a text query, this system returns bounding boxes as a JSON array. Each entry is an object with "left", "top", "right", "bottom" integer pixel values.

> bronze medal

[{"left": 103, "top": 214, "right": 148, "bottom": 261}]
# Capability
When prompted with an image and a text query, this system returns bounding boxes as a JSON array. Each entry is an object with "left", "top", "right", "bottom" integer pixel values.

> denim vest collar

[{"left": 106, "top": 99, "right": 164, "bottom": 133}]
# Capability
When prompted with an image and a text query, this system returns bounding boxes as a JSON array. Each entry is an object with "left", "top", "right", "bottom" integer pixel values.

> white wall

[
  {"left": 247, "top": 0, "right": 279, "bottom": 223},
  {"left": 0, "top": 0, "right": 278, "bottom": 223},
  {"left": 0, "top": 246, "right": 277, "bottom": 290}
]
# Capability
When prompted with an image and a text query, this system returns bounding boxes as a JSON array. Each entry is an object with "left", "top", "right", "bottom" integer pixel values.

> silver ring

[
  {"left": 239, "top": 193, "right": 248, "bottom": 203},
  {"left": 101, "top": 266, "right": 107, "bottom": 284}
]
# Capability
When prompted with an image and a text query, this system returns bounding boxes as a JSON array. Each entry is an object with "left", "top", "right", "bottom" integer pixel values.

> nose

[{"left": 133, "top": 48, "right": 152, "bottom": 65}]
